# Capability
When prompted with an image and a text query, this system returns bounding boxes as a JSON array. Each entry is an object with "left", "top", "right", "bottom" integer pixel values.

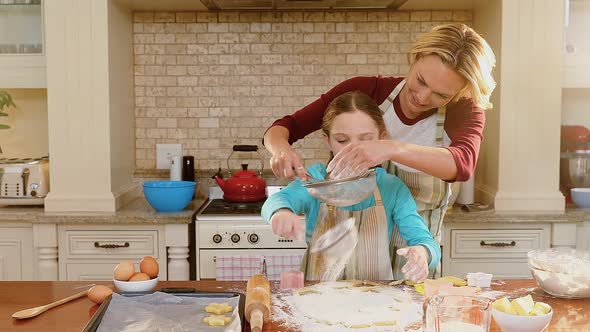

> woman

[
  {"left": 263, "top": 23, "right": 496, "bottom": 278},
  {"left": 262, "top": 91, "right": 440, "bottom": 282}
]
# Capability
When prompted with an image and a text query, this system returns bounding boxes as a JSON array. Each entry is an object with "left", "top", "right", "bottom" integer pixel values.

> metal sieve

[{"left": 303, "top": 169, "right": 377, "bottom": 206}]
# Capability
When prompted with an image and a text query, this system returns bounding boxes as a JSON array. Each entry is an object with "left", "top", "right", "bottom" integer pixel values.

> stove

[
  {"left": 195, "top": 186, "right": 307, "bottom": 280},
  {"left": 199, "top": 199, "right": 265, "bottom": 216}
]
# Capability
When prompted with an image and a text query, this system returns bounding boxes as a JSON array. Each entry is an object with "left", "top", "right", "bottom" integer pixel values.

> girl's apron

[
  {"left": 301, "top": 189, "right": 394, "bottom": 281},
  {"left": 378, "top": 79, "right": 457, "bottom": 279}
]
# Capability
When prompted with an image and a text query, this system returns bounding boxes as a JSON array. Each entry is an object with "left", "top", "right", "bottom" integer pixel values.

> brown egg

[
  {"left": 113, "top": 261, "right": 135, "bottom": 281},
  {"left": 87, "top": 285, "right": 113, "bottom": 304},
  {"left": 140, "top": 256, "right": 159, "bottom": 279},
  {"left": 129, "top": 272, "right": 151, "bottom": 281}
]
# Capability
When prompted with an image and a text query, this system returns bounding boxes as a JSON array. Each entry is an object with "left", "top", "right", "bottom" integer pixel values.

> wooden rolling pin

[{"left": 245, "top": 274, "right": 271, "bottom": 332}]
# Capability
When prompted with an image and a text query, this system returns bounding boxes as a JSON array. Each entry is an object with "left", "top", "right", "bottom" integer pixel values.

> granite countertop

[
  {"left": 445, "top": 204, "right": 590, "bottom": 223},
  {"left": 0, "top": 197, "right": 207, "bottom": 224}
]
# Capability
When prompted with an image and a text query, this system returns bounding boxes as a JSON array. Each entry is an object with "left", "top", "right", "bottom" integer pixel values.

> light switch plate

[{"left": 156, "top": 144, "right": 182, "bottom": 169}]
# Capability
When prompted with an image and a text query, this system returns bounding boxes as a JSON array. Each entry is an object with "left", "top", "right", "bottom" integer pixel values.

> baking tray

[{"left": 82, "top": 287, "right": 246, "bottom": 332}]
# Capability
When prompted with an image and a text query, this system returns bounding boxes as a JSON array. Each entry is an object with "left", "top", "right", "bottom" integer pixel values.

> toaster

[{"left": 0, "top": 157, "right": 49, "bottom": 205}]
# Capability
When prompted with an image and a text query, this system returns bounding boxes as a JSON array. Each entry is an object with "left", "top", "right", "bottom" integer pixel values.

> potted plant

[{"left": 0, "top": 90, "right": 16, "bottom": 129}]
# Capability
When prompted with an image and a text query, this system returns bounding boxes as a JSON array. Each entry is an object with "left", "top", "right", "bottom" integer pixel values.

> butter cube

[
  {"left": 492, "top": 297, "right": 512, "bottom": 313},
  {"left": 439, "top": 275, "right": 468, "bottom": 287},
  {"left": 530, "top": 302, "right": 552, "bottom": 316},
  {"left": 511, "top": 295, "right": 535, "bottom": 316}
]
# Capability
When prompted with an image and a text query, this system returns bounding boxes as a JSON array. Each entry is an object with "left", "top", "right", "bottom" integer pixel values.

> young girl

[{"left": 261, "top": 91, "right": 441, "bottom": 282}]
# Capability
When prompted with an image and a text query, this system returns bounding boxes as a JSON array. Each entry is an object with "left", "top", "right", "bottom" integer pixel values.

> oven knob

[
  {"left": 230, "top": 233, "right": 240, "bottom": 243},
  {"left": 212, "top": 234, "right": 222, "bottom": 243},
  {"left": 248, "top": 233, "right": 259, "bottom": 244}
]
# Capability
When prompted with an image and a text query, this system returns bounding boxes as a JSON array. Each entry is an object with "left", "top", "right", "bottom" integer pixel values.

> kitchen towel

[
  {"left": 215, "top": 255, "right": 264, "bottom": 281},
  {"left": 264, "top": 254, "right": 304, "bottom": 281}
]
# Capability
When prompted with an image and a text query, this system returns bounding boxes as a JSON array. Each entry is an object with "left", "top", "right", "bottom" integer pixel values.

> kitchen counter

[
  {"left": 1, "top": 280, "right": 587, "bottom": 331},
  {"left": 445, "top": 204, "right": 590, "bottom": 224},
  {"left": 0, "top": 197, "right": 206, "bottom": 224}
]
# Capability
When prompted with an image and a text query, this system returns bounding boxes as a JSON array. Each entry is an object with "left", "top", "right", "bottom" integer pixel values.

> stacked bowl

[{"left": 527, "top": 248, "right": 590, "bottom": 299}]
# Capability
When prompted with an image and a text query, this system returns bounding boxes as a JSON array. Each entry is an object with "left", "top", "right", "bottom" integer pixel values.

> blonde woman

[
  {"left": 262, "top": 91, "right": 440, "bottom": 282},
  {"left": 263, "top": 23, "right": 496, "bottom": 278}
]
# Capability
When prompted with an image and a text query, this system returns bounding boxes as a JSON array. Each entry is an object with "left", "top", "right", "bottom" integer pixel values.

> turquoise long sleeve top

[{"left": 261, "top": 163, "right": 441, "bottom": 270}]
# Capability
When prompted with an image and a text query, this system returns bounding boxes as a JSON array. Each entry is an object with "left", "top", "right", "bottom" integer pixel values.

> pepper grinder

[{"left": 182, "top": 156, "right": 195, "bottom": 182}]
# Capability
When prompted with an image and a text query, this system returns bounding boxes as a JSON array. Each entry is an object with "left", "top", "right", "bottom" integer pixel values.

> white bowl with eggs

[
  {"left": 492, "top": 307, "right": 552, "bottom": 332},
  {"left": 112, "top": 256, "right": 160, "bottom": 293},
  {"left": 114, "top": 276, "right": 159, "bottom": 292}
]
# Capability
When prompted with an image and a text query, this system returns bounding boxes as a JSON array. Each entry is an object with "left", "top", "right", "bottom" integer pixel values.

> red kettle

[{"left": 214, "top": 145, "right": 267, "bottom": 202}]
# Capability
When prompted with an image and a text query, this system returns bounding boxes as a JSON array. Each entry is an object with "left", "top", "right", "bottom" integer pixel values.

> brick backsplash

[{"left": 133, "top": 9, "right": 472, "bottom": 174}]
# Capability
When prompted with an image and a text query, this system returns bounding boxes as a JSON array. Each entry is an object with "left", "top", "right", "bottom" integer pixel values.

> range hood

[{"left": 199, "top": 0, "right": 409, "bottom": 10}]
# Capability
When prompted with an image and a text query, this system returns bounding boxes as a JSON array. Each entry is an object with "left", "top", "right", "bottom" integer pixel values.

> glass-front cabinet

[{"left": 0, "top": 0, "right": 45, "bottom": 88}]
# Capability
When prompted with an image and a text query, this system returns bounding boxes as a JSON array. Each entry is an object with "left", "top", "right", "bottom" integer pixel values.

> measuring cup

[{"left": 423, "top": 295, "right": 491, "bottom": 332}]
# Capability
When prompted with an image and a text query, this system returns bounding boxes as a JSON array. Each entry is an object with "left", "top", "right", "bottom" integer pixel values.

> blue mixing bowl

[{"left": 143, "top": 181, "right": 196, "bottom": 212}]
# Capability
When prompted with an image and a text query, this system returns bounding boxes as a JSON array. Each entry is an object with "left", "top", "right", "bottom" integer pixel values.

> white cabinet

[
  {"left": 58, "top": 225, "right": 167, "bottom": 281},
  {"left": 563, "top": 0, "right": 590, "bottom": 88},
  {"left": 443, "top": 223, "right": 551, "bottom": 279},
  {"left": 0, "top": 1, "right": 45, "bottom": 88},
  {"left": 577, "top": 221, "right": 590, "bottom": 251},
  {"left": 0, "top": 223, "right": 34, "bottom": 280}
]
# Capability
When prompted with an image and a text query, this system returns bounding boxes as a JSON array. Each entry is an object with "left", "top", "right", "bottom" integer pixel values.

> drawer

[
  {"left": 66, "top": 263, "right": 129, "bottom": 281},
  {"left": 64, "top": 230, "right": 159, "bottom": 259},
  {"left": 451, "top": 229, "right": 546, "bottom": 259},
  {"left": 445, "top": 259, "right": 532, "bottom": 279}
]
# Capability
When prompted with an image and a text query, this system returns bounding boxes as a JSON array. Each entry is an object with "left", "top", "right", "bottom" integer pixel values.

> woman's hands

[
  {"left": 270, "top": 209, "right": 305, "bottom": 241},
  {"left": 326, "top": 140, "right": 393, "bottom": 179},
  {"left": 264, "top": 126, "right": 308, "bottom": 180},
  {"left": 397, "top": 246, "right": 430, "bottom": 283}
]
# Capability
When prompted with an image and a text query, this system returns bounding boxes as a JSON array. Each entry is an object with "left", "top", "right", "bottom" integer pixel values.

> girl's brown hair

[{"left": 321, "top": 91, "right": 387, "bottom": 137}]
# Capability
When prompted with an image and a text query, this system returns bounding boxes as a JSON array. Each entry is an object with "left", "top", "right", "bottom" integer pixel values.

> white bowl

[
  {"left": 492, "top": 307, "right": 552, "bottom": 332},
  {"left": 113, "top": 277, "right": 159, "bottom": 292},
  {"left": 571, "top": 188, "right": 590, "bottom": 209},
  {"left": 530, "top": 266, "right": 590, "bottom": 299}
]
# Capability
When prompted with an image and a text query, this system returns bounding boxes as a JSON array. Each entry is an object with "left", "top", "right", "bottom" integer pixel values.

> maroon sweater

[{"left": 267, "top": 76, "right": 485, "bottom": 182}]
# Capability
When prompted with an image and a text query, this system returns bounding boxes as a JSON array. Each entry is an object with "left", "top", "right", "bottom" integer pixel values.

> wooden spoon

[{"left": 12, "top": 289, "right": 89, "bottom": 319}]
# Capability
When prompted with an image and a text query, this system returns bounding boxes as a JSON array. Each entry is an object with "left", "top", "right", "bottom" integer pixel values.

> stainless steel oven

[{"left": 195, "top": 187, "right": 307, "bottom": 280}]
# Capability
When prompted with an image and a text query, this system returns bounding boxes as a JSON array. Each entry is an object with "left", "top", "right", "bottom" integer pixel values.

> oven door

[{"left": 199, "top": 248, "right": 307, "bottom": 280}]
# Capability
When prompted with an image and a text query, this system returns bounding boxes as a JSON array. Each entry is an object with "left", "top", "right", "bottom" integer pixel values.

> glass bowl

[
  {"left": 303, "top": 169, "right": 377, "bottom": 207},
  {"left": 527, "top": 248, "right": 590, "bottom": 275},
  {"left": 529, "top": 266, "right": 590, "bottom": 299}
]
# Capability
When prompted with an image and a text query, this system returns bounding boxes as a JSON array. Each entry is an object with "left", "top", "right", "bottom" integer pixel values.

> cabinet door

[
  {"left": 0, "top": 226, "right": 34, "bottom": 280},
  {"left": 0, "top": 1, "right": 46, "bottom": 88},
  {"left": 577, "top": 221, "right": 590, "bottom": 251},
  {"left": 563, "top": 0, "right": 590, "bottom": 87}
]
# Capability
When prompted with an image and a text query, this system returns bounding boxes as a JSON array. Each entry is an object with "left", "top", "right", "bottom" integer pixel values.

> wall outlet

[{"left": 156, "top": 144, "right": 182, "bottom": 169}]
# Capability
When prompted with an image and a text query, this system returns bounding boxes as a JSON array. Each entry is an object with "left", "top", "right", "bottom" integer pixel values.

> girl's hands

[
  {"left": 397, "top": 246, "right": 430, "bottom": 283},
  {"left": 270, "top": 209, "right": 305, "bottom": 241}
]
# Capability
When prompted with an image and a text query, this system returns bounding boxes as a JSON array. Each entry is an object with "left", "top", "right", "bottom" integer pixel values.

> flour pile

[{"left": 272, "top": 281, "right": 423, "bottom": 332}]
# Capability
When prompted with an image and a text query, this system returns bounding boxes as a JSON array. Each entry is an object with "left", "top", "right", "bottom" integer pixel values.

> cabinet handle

[
  {"left": 94, "top": 241, "right": 130, "bottom": 249},
  {"left": 480, "top": 240, "right": 516, "bottom": 247}
]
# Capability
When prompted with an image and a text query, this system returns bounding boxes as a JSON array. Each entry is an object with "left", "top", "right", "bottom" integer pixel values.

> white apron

[
  {"left": 378, "top": 79, "right": 457, "bottom": 279},
  {"left": 301, "top": 189, "right": 394, "bottom": 281}
]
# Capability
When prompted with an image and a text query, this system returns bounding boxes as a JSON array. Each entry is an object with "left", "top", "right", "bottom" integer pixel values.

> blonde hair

[
  {"left": 322, "top": 91, "right": 387, "bottom": 137},
  {"left": 408, "top": 23, "right": 496, "bottom": 110}
]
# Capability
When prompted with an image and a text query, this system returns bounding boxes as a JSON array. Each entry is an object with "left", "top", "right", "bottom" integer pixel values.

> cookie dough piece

[
  {"left": 203, "top": 314, "right": 232, "bottom": 326},
  {"left": 205, "top": 302, "right": 233, "bottom": 315},
  {"left": 373, "top": 320, "right": 397, "bottom": 326},
  {"left": 296, "top": 287, "right": 321, "bottom": 295},
  {"left": 351, "top": 281, "right": 379, "bottom": 287}
]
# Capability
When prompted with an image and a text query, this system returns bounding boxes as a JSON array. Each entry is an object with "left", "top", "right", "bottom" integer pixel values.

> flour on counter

[{"left": 271, "top": 281, "right": 423, "bottom": 332}]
